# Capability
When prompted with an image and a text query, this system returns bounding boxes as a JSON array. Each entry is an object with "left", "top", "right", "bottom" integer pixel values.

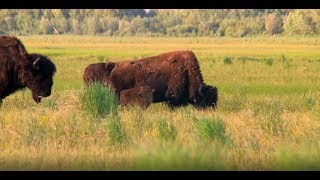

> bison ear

[
  {"left": 33, "top": 58, "right": 41, "bottom": 70},
  {"left": 105, "top": 62, "right": 116, "bottom": 72}
]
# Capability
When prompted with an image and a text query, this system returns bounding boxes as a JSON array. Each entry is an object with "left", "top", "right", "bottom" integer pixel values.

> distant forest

[{"left": 1, "top": 9, "right": 320, "bottom": 37}]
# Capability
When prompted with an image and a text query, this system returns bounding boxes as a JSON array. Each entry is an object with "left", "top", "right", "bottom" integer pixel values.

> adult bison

[
  {"left": 109, "top": 50, "right": 218, "bottom": 109},
  {"left": 0, "top": 35, "right": 56, "bottom": 105}
]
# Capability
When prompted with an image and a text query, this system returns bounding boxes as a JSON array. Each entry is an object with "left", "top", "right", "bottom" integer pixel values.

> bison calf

[
  {"left": 120, "top": 86, "right": 155, "bottom": 109},
  {"left": 83, "top": 62, "right": 117, "bottom": 87}
]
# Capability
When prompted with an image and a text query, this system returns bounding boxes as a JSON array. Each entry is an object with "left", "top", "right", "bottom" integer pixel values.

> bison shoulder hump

[{"left": 0, "top": 36, "right": 21, "bottom": 48}]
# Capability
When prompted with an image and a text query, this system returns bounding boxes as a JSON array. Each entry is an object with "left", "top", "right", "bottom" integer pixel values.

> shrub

[
  {"left": 223, "top": 56, "right": 232, "bottom": 65},
  {"left": 80, "top": 82, "right": 119, "bottom": 119}
]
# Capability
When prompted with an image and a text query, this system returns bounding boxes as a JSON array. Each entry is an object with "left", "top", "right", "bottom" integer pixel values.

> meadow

[{"left": 0, "top": 35, "right": 320, "bottom": 170}]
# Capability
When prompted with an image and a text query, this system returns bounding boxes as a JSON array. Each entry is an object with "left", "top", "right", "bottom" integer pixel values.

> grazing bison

[
  {"left": 0, "top": 35, "right": 56, "bottom": 105},
  {"left": 120, "top": 86, "right": 155, "bottom": 109},
  {"left": 109, "top": 50, "right": 218, "bottom": 109},
  {"left": 83, "top": 62, "right": 117, "bottom": 86}
]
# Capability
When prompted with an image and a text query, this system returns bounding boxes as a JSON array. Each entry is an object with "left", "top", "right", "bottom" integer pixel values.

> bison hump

[
  {"left": 0, "top": 36, "right": 20, "bottom": 47},
  {"left": 0, "top": 36, "right": 28, "bottom": 57}
]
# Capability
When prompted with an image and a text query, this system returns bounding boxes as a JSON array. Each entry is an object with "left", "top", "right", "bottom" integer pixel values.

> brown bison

[
  {"left": 120, "top": 86, "right": 155, "bottom": 109},
  {"left": 0, "top": 35, "right": 56, "bottom": 105},
  {"left": 109, "top": 50, "right": 218, "bottom": 109},
  {"left": 83, "top": 62, "right": 117, "bottom": 86}
]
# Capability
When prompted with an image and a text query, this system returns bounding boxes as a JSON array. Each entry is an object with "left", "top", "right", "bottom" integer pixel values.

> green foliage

[
  {"left": 107, "top": 116, "right": 127, "bottom": 145},
  {"left": 132, "top": 144, "right": 227, "bottom": 170},
  {"left": 80, "top": 82, "right": 119, "bottom": 119},
  {"left": 156, "top": 118, "right": 177, "bottom": 142},
  {"left": 3, "top": 9, "right": 320, "bottom": 37},
  {"left": 275, "top": 145, "right": 320, "bottom": 170},
  {"left": 304, "top": 97, "right": 315, "bottom": 110},
  {"left": 253, "top": 100, "right": 284, "bottom": 137},
  {"left": 264, "top": 58, "right": 273, "bottom": 66},
  {"left": 193, "top": 116, "right": 229, "bottom": 144},
  {"left": 280, "top": 55, "right": 292, "bottom": 69},
  {"left": 283, "top": 10, "right": 319, "bottom": 36},
  {"left": 223, "top": 56, "right": 232, "bottom": 65}
]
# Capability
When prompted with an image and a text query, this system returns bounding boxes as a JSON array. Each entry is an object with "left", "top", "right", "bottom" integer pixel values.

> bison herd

[{"left": 1, "top": 35, "right": 218, "bottom": 110}]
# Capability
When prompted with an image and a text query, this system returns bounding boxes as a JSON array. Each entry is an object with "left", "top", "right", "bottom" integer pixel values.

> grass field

[{"left": 0, "top": 35, "right": 320, "bottom": 170}]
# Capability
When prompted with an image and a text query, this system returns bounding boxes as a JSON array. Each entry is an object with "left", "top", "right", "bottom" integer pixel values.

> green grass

[
  {"left": 223, "top": 56, "right": 233, "bottom": 65},
  {"left": 156, "top": 118, "right": 178, "bottom": 142},
  {"left": 193, "top": 116, "right": 229, "bottom": 145},
  {"left": 0, "top": 35, "right": 320, "bottom": 170},
  {"left": 80, "top": 82, "right": 119, "bottom": 119},
  {"left": 107, "top": 115, "right": 127, "bottom": 145},
  {"left": 264, "top": 58, "right": 273, "bottom": 66}
]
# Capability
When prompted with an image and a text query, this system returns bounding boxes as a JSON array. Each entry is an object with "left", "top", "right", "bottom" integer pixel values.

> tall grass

[
  {"left": 107, "top": 115, "right": 127, "bottom": 145},
  {"left": 193, "top": 116, "right": 229, "bottom": 145},
  {"left": 79, "top": 82, "right": 119, "bottom": 119},
  {"left": 156, "top": 118, "right": 177, "bottom": 142},
  {"left": 223, "top": 56, "right": 233, "bottom": 65}
]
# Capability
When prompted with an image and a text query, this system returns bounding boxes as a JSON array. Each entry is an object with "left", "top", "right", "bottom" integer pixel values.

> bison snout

[{"left": 45, "top": 91, "right": 51, "bottom": 97}]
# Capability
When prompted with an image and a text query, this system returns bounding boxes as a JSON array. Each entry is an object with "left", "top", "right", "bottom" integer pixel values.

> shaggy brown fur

[
  {"left": 83, "top": 62, "right": 117, "bottom": 87},
  {"left": 109, "top": 50, "right": 218, "bottom": 109},
  {"left": 0, "top": 35, "right": 56, "bottom": 105},
  {"left": 120, "top": 86, "right": 155, "bottom": 109}
]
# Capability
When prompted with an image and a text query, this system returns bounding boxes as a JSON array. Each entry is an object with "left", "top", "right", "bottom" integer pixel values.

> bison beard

[
  {"left": 0, "top": 36, "right": 56, "bottom": 105},
  {"left": 109, "top": 50, "right": 218, "bottom": 109}
]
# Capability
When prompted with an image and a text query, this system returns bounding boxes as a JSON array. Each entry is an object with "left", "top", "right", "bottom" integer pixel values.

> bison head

[
  {"left": 20, "top": 53, "right": 56, "bottom": 103},
  {"left": 138, "top": 86, "right": 155, "bottom": 103},
  {"left": 103, "top": 62, "right": 117, "bottom": 83},
  {"left": 192, "top": 84, "right": 218, "bottom": 109}
]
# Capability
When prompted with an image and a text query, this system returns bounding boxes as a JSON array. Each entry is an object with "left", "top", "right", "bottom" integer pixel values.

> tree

[
  {"left": 83, "top": 17, "right": 98, "bottom": 35},
  {"left": 70, "top": 18, "right": 82, "bottom": 35},
  {"left": 52, "top": 9, "right": 69, "bottom": 33},
  {"left": 283, "top": 10, "right": 317, "bottom": 36},
  {"left": 15, "top": 10, "right": 37, "bottom": 35},
  {"left": 265, "top": 13, "right": 283, "bottom": 35},
  {"left": 39, "top": 17, "right": 53, "bottom": 34}
]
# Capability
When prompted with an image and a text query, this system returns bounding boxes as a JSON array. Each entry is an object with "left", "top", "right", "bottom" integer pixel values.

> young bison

[
  {"left": 83, "top": 62, "right": 117, "bottom": 86},
  {"left": 120, "top": 86, "right": 155, "bottom": 109}
]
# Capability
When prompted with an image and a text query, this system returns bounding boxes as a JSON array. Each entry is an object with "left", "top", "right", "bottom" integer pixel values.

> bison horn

[
  {"left": 33, "top": 57, "right": 41, "bottom": 70},
  {"left": 198, "top": 84, "right": 204, "bottom": 97}
]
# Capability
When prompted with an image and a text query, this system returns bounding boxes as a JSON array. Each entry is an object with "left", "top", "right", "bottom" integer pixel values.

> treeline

[{"left": 1, "top": 9, "right": 320, "bottom": 37}]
